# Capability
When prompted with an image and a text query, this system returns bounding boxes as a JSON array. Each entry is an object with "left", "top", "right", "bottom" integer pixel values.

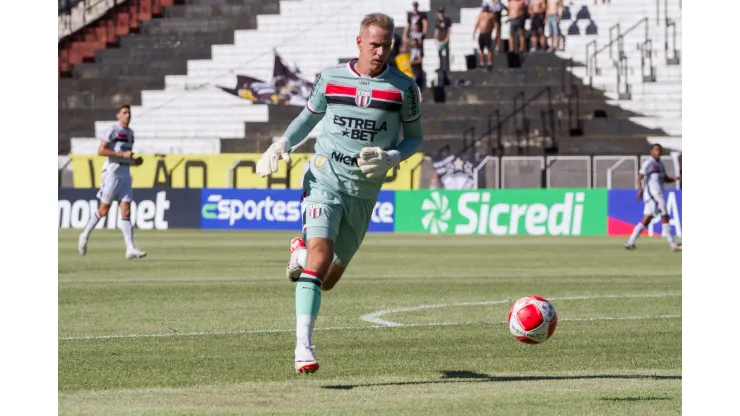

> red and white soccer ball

[{"left": 507, "top": 296, "right": 558, "bottom": 344}]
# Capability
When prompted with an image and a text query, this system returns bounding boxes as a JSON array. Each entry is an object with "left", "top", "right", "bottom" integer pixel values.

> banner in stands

[
  {"left": 394, "top": 189, "right": 608, "bottom": 236},
  {"left": 68, "top": 153, "right": 423, "bottom": 190},
  {"left": 58, "top": 188, "right": 201, "bottom": 229},
  {"left": 217, "top": 51, "right": 314, "bottom": 106},
  {"left": 430, "top": 153, "right": 481, "bottom": 190},
  {"left": 200, "top": 189, "right": 395, "bottom": 232},
  {"left": 607, "top": 190, "right": 682, "bottom": 237}
]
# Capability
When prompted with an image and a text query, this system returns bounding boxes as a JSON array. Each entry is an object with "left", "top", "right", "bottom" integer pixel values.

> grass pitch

[{"left": 58, "top": 230, "right": 681, "bottom": 415}]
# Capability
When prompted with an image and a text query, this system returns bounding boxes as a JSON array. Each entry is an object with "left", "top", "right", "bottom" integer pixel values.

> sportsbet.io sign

[{"left": 394, "top": 189, "right": 607, "bottom": 236}]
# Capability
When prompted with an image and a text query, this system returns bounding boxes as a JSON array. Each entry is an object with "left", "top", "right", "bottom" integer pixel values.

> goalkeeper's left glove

[
  {"left": 357, "top": 147, "right": 401, "bottom": 179},
  {"left": 256, "top": 137, "right": 291, "bottom": 177}
]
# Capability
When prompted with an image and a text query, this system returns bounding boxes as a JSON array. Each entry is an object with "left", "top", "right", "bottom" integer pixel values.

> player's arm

[
  {"left": 358, "top": 83, "right": 423, "bottom": 179},
  {"left": 256, "top": 73, "right": 327, "bottom": 177}
]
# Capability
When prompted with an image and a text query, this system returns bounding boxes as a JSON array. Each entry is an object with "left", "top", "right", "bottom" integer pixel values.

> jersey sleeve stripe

[{"left": 306, "top": 103, "right": 324, "bottom": 114}]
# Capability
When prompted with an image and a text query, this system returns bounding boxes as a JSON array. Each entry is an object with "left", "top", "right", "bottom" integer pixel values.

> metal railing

[
  {"left": 615, "top": 54, "right": 631, "bottom": 100},
  {"left": 567, "top": 84, "right": 583, "bottom": 136},
  {"left": 455, "top": 86, "right": 556, "bottom": 157},
  {"left": 640, "top": 38, "right": 656, "bottom": 82},
  {"left": 585, "top": 17, "right": 650, "bottom": 86}
]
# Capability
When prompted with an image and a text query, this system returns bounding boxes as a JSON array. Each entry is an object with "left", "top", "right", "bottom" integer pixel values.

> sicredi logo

[
  {"left": 455, "top": 191, "right": 585, "bottom": 235},
  {"left": 201, "top": 194, "right": 302, "bottom": 225}
]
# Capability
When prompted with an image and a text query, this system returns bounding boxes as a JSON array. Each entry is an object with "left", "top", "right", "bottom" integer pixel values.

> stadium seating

[
  {"left": 59, "top": 0, "right": 680, "bottom": 157},
  {"left": 557, "top": 0, "right": 682, "bottom": 137}
]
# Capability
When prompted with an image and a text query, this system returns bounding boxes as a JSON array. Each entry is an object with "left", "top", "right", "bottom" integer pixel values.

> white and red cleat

[
  {"left": 286, "top": 237, "right": 306, "bottom": 282},
  {"left": 295, "top": 343, "right": 319, "bottom": 375}
]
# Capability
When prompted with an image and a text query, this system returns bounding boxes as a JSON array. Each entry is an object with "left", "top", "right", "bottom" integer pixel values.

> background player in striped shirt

[
  {"left": 78, "top": 105, "right": 147, "bottom": 259},
  {"left": 625, "top": 144, "right": 681, "bottom": 251},
  {"left": 255, "top": 13, "right": 423, "bottom": 374}
]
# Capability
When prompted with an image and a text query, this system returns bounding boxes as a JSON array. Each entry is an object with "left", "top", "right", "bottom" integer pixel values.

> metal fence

[{"left": 421, "top": 153, "right": 682, "bottom": 190}]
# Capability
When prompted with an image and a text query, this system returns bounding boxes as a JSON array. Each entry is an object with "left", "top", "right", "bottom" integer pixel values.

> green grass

[{"left": 58, "top": 230, "right": 681, "bottom": 415}]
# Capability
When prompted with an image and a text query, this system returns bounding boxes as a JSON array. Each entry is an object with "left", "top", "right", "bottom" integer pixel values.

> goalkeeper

[{"left": 255, "top": 13, "right": 423, "bottom": 375}]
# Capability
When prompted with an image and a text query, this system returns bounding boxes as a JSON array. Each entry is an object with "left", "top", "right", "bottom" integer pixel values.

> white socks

[
  {"left": 82, "top": 212, "right": 101, "bottom": 238},
  {"left": 296, "top": 315, "right": 315, "bottom": 347},
  {"left": 627, "top": 223, "right": 645, "bottom": 245},
  {"left": 662, "top": 223, "right": 677, "bottom": 247},
  {"left": 121, "top": 218, "right": 135, "bottom": 249},
  {"left": 627, "top": 222, "right": 677, "bottom": 247}
]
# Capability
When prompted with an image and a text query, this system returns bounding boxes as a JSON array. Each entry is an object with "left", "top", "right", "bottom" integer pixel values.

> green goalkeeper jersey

[{"left": 300, "top": 59, "right": 422, "bottom": 200}]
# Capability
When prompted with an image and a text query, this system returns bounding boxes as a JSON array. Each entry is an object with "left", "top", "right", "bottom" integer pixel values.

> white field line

[
  {"left": 59, "top": 293, "right": 681, "bottom": 341},
  {"left": 359, "top": 293, "right": 682, "bottom": 326}
]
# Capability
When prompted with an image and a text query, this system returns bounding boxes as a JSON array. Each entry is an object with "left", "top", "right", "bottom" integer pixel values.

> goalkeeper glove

[
  {"left": 357, "top": 147, "right": 401, "bottom": 179},
  {"left": 256, "top": 137, "right": 291, "bottom": 177}
]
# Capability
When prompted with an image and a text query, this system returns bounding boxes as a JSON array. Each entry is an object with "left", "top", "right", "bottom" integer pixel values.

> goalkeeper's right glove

[{"left": 256, "top": 137, "right": 291, "bottom": 177}]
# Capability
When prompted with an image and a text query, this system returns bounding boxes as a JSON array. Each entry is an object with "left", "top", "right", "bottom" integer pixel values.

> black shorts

[
  {"left": 530, "top": 13, "right": 546, "bottom": 35},
  {"left": 478, "top": 33, "right": 493, "bottom": 51},
  {"left": 509, "top": 16, "right": 526, "bottom": 36}
]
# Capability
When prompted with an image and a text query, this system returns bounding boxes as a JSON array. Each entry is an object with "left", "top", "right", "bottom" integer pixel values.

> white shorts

[
  {"left": 643, "top": 195, "right": 667, "bottom": 217},
  {"left": 97, "top": 172, "right": 133, "bottom": 204}
]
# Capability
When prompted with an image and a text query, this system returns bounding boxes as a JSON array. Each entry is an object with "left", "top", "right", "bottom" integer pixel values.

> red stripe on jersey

[
  {"left": 372, "top": 89, "right": 403, "bottom": 103},
  {"left": 325, "top": 83, "right": 356, "bottom": 96},
  {"left": 117, "top": 133, "right": 128, "bottom": 138}
]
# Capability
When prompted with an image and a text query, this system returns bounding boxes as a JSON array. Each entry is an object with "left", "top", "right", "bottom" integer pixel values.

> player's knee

[
  {"left": 306, "top": 239, "right": 334, "bottom": 276},
  {"left": 119, "top": 202, "right": 131, "bottom": 218},
  {"left": 98, "top": 203, "right": 111, "bottom": 217}
]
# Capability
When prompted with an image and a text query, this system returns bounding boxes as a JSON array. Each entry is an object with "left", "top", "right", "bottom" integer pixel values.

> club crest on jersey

[
  {"left": 355, "top": 89, "right": 372, "bottom": 107},
  {"left": 315, "top": 154, "right": 327, "bottom": 167},
  {"left": 307, "top": 204, "right": 323, "bottom": 218}
]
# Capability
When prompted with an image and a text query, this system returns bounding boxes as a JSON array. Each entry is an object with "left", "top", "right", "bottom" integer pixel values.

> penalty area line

[{"left": 359, "top": 293, "right": 682, "bottom": 327}]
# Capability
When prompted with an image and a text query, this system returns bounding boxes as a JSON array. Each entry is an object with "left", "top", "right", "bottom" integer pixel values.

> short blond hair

[{"left": 360, "top": 13, "right": 395, "bottom": 35}]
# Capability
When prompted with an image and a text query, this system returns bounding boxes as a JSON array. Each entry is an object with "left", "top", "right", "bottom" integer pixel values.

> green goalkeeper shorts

[{"left": 301, "top": 177, "right": 375, "bottom": 268}]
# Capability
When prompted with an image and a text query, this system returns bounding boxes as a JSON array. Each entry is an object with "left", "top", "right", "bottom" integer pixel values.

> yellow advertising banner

[{"left": 69, "top": 153, "right": 423, "bottom": 190}]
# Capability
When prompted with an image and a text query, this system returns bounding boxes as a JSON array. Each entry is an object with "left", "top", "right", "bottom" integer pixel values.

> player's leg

[
  {"left": 625, "top": 199, "right": 655, "bottom": 249},
  {"left": 79, "top": 172, "right": 118, "bottom": 255},
  {"left": 119, "top": 176, "right": 146, "bottom": 259},
  {"left": 322, "top": 194, "right": 374, "bottom": 291},
  {"left": 293, "top": 187, "right": 342, "bottom": 374},
  {"left": 656, "top": 198, "right": 679, "bottom": 250}
]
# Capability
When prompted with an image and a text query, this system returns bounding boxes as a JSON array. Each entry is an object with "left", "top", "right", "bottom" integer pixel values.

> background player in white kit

[
  {"left": 625, "top": 144, "right": 681, "bottom": 251},
  {"left": 78, "top": 105, "right": 147, "bottom": 259}
]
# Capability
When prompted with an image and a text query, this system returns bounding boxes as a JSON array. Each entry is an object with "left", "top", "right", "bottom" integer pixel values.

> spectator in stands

[
  {"left": 394, "top": 40, "right": 415, "bottom": 79},
  {"left": 403, "top": 2, "right": 428, "bottom": 42},
  {"left": 388, "top": 32, "right": 403, "bottom": 68},
  {"left": 528, "top": 0, "right": 547, "bottom": 52},
  {"left": 508, "top": 0, "right": 528, "bottom": 54},
  {"left": 490, "top": 0, "right": 508, "bottom": 53},
  {"left": 434, "top": 6, "right": 452, "bottom": 74},
  {"left": 546, "top": 0, "right": 564, "bottom": 51},
  {"left": 473, "top": 4, "right": 496, "bottom": 70},
  {"left": 409, "top": 21, "right": 426, "bottom": 99}
]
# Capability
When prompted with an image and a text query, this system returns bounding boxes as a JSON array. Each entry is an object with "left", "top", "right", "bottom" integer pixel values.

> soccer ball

[{"left": 507, "top": 296, "right": 558, "bottom": 344}]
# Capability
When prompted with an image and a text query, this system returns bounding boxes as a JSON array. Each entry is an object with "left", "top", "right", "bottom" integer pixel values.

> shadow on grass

[{"left": 322, "top": 370, "right": 681, "bottom": 390}]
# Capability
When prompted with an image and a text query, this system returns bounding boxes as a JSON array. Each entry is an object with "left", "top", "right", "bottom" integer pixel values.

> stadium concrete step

[
  {"left": 164, "top": 2, "right": 278, "bottom": 19},
  {"left": 118, "top": 32, "right": 235, "bottom": 49},
  {"left": 94, "top": 46, "right": 214, "bottom": 64},
  {"left": 139, "top": 15, "right": 261, "bottom": 35},
  {"left": 72, "top": 61, "right": 189, "bottom": 79}
]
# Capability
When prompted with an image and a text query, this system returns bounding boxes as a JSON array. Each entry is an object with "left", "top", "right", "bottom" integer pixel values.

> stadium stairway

[
  {"left": 555, "top": 0, "right": 682, "bottom": 139},
  {"left": 59, "top": 0, "right": 285, "bottom": 154},
  {"left": 63, "top": 0, "right": 672, "bottom": 157}
]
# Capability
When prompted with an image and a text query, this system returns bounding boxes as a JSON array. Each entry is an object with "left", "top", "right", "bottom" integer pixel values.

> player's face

[
  {"left": 357, "top": 24, "right": 393, "bottom": 73},
  {"left": 651, "top": 146, "right": 662, "bottom": 159},
  {"left": 118, "top": 108, "right": 131, "bottom": 126}
]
